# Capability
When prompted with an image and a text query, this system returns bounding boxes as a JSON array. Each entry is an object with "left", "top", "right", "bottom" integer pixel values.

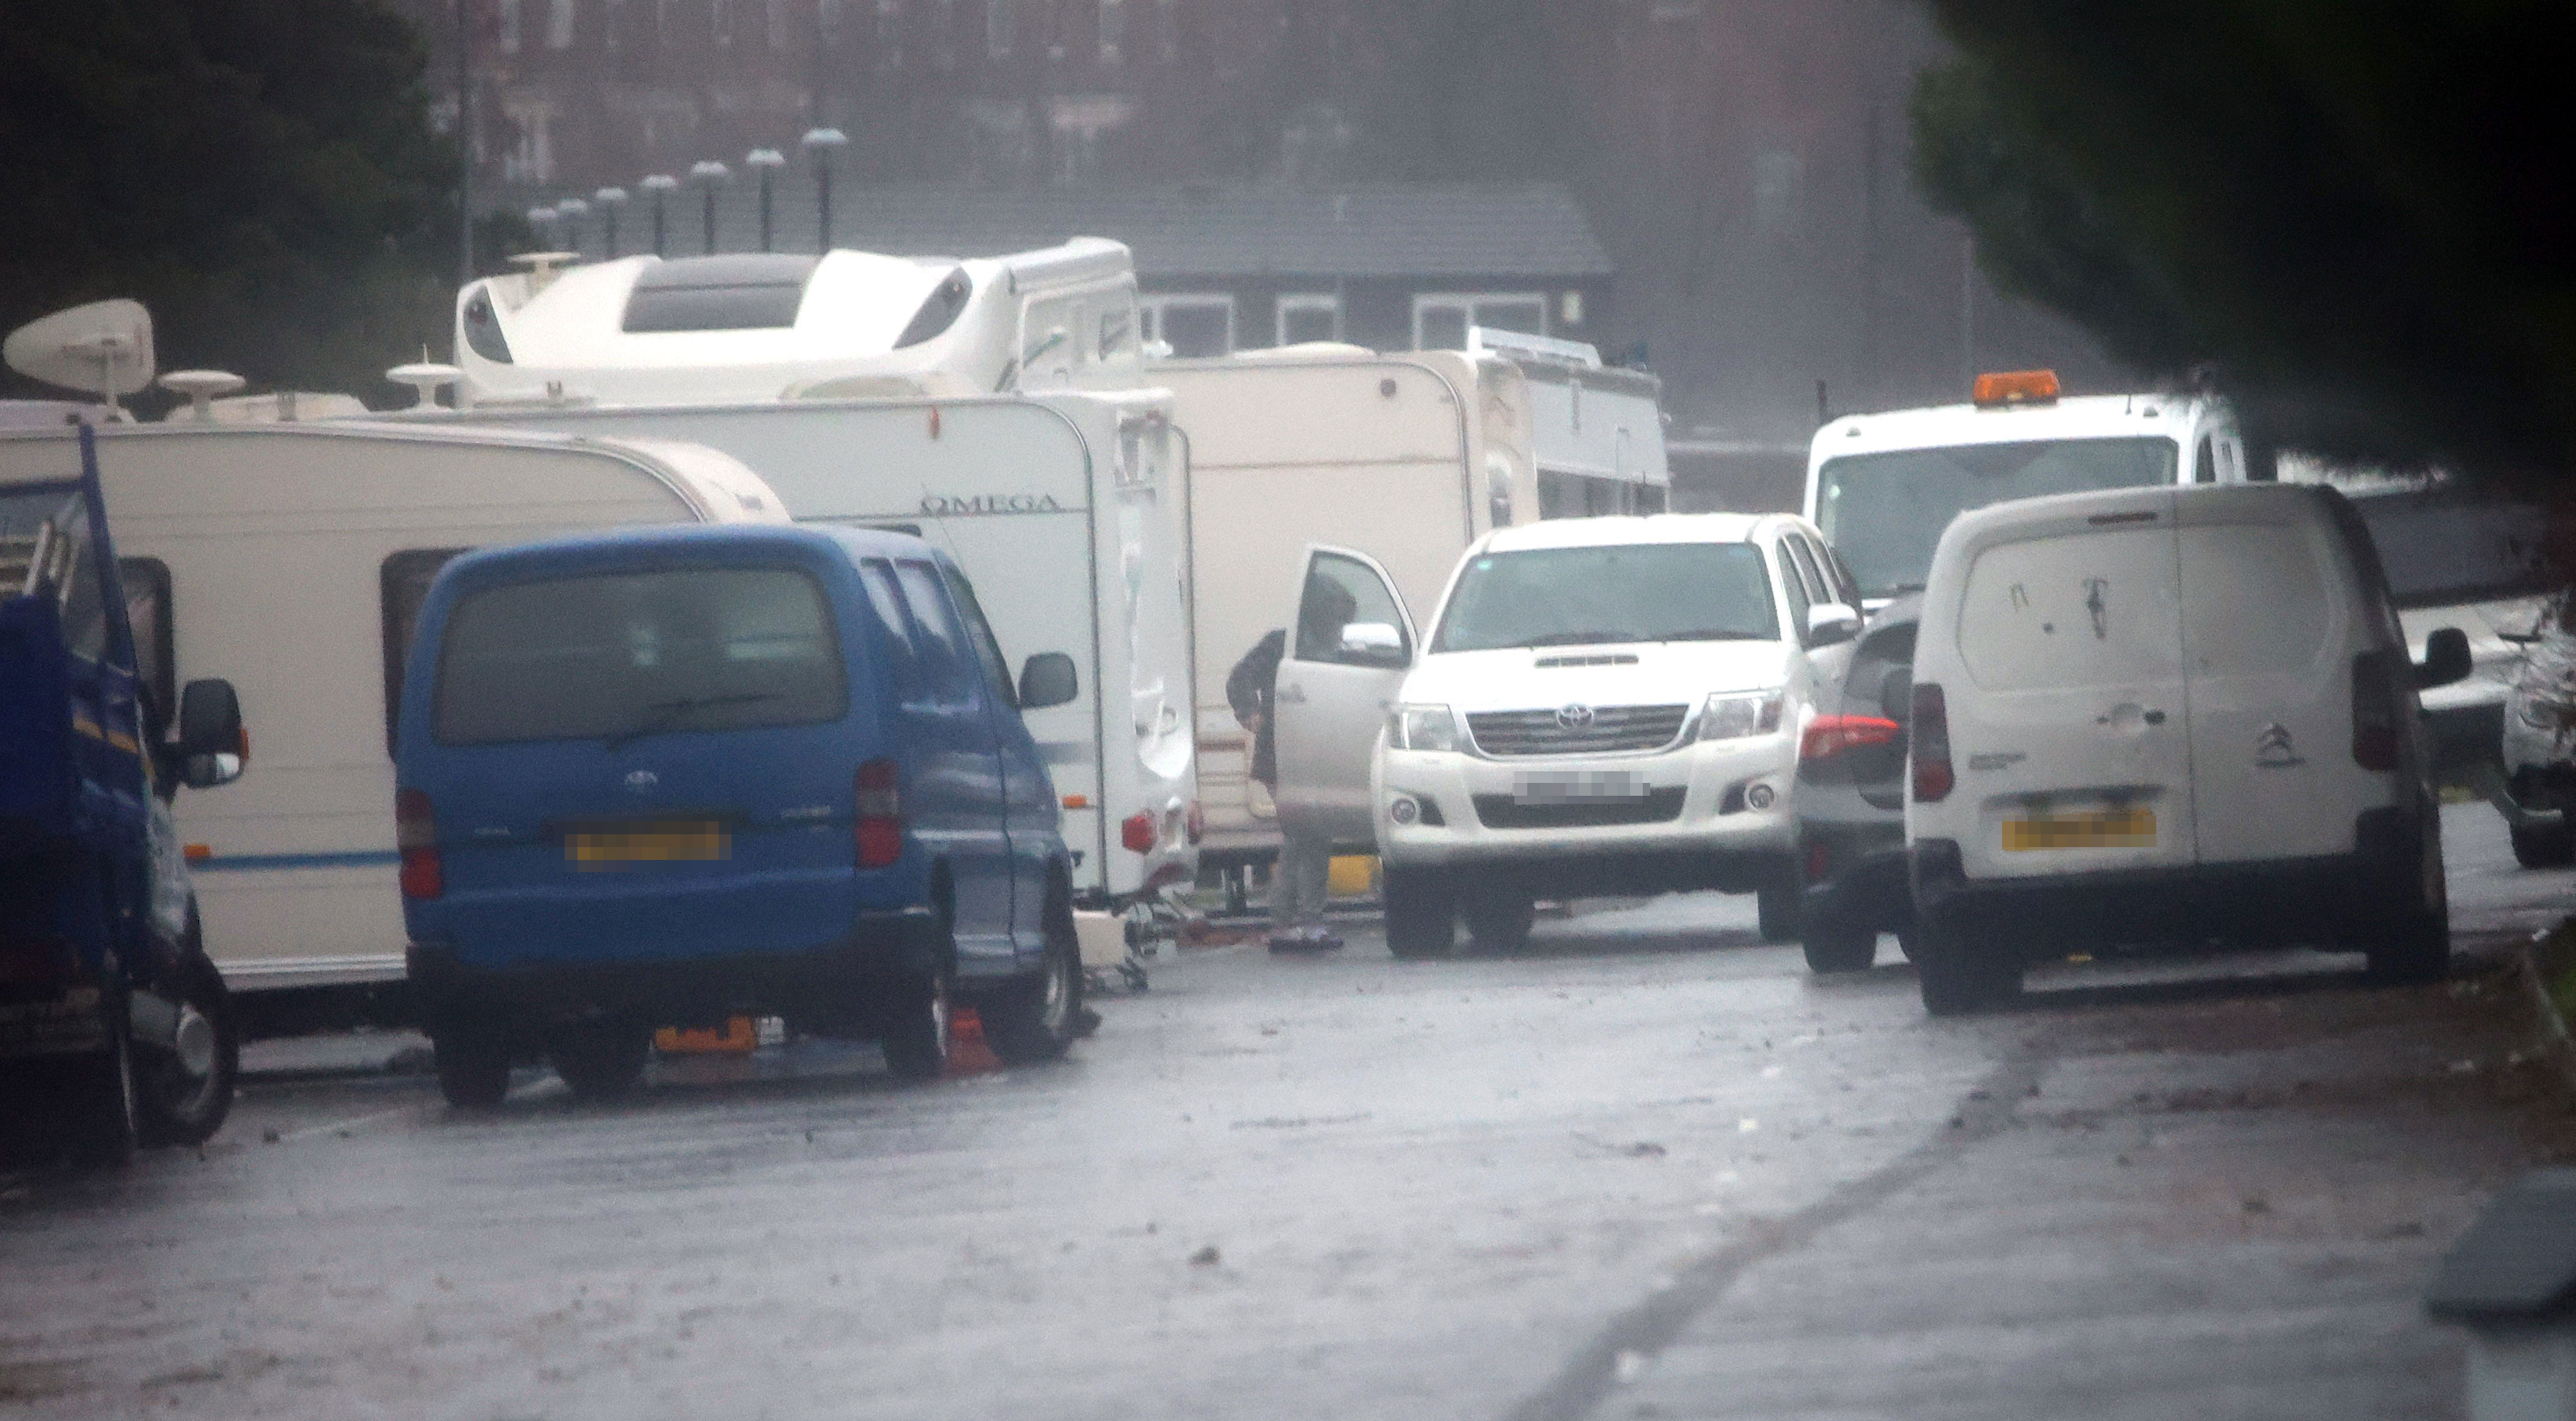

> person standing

[{"left": 1227, "top": 619, "right": 1343, "bottom": 955}]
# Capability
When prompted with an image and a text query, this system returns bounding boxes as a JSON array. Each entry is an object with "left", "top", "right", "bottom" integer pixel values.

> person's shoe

[
  {"left": 1308, "top": 928, "right": 1346, "bottom": 952},
  {"left": 1268, "top": 931, "right": 1312, "bottom": 954}
]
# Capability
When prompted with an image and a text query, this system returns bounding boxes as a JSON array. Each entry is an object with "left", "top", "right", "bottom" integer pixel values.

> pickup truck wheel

[
  {"left": 65, "top": 1024, "right": 139, "bottom": 1170},
  {"left": 136, "top": 958, "right": 238, "bottom": 1148},
  {"left": 879, "top": 963, "right": 953, "bottom": 1082},
  {"left": 1756, "top": 879, "right": 1802, "bottom": 944},
  {"left": 549, "top": 1022, "right": 651, "bottom": 1100},
  {"left": 433, "top": 1023, "right": 513, "bottom": 1109},
  {"left": 1462, "top": 885, "right": 1536, "bottom": 953},
  {"left": 1801, "top": 920, "right": 1878, "bottom": 974},
  {"left": 1382, "top": 868, "right": 1455, "bottom": 960},
  {"left": 985, "top": 881, "right": 1082, "bottom": 1065},
  {"left": 1912, "top": 916, "right": 2021, "bottom": 1016},
  {"left": 2509, "top": 821, "right": 2576, "bottom": 869}
]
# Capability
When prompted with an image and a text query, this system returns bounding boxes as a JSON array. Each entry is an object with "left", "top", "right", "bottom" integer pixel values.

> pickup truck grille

[
  {"left": 1466, "top": 704, "right": 1690, "bottom": 757},
  {"left": 1472, "top": 787, "right": 1689, "bottom": 829}
]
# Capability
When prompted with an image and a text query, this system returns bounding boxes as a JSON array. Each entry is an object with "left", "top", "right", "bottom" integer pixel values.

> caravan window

[{"left": 383, "top": 549, "right": 469, "bottom": 754}]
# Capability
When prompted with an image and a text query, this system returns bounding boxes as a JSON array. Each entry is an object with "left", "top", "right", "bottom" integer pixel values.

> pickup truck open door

[{"left": 1271, "top": 545, "right": 1418, "bottom": 851}]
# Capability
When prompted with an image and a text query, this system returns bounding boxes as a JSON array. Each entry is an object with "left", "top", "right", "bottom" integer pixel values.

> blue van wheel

[
  {"left": 879, "top": 961, "right": 952, "bottom": 1082},
  {"left": 549, "top": 1021, "right": 650, "bottom": 1100},
  {"left": 434, "top": 1024, "right": 513, "bottom": 1108},
  {"left": 985, "top": 884, "right": 1082, "bottom": 1065}
]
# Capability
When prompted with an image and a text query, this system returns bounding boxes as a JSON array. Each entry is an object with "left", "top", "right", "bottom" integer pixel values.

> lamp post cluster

[{"left": 522, "top": 129, "right": 851, "bottom": 263}]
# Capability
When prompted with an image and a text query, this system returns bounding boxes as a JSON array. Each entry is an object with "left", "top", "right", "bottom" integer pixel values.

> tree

[
  {"left": 0, "top": 0, "right": 462, "bottom": 404},
  {"left": 1908, "top": 2, "right": 2576, "bottom": 487}
]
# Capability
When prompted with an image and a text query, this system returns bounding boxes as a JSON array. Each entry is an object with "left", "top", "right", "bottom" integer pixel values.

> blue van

[{"left": 395, "top": 524, "right": 1084, "bottom": 1106}]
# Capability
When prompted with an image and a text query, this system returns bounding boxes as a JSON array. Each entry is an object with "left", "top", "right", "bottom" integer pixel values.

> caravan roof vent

[{"left": 622, "top": 254, "right": 821, "bottom": 334}]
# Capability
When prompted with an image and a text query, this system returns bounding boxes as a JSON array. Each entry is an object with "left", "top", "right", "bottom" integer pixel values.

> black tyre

[
  {"left": 1894, "top": 927, "right": 1919, "bottom": 964},
  {"left": 433, "top": 1022, "right": 513, "bottom": 1108},
  {"left": 1912, "top": 916, "right": 2020, "bottom": 1016},
  {"left": 1382, "top": 867, "right": 1456, "bottom": 960},
  {"left": 2365, "top": 827, "right": 2451, "bottom": 985},
  {"left": 879, "top": 961, "right": 953, "bottom": 1082},
  {"left": 2509, "top": 821, "right": 2576, "bottom": 869},
  {"left": 136, "top": 957, "right": 239, "bottom": 1148},
  {"left": 1756, "top": 878, "right": 1802, "bottom": 945},
  {"left": 1801, "top": 919, "right": 1878, "bottom": 974},
  {"left": 65, "top": 1026, "right": 139, "bottom": 1170},
  {"left": 985, "top": 876, "right": 1082, "bottom": 1065},
  {"left": 1461, "top": 884, "right": 1536, "bottom": 954},
  {"left": 549, "top": 1021, "right": 651, "bottom": 1100}
]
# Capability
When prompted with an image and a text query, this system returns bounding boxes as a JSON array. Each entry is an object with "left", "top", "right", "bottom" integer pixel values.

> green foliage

[
  {"left": 1910, "top": 2, "right": 2576, "bottom": 485},
  {"left": 0, "top": 0, "right": 460, "bottom": 403}
]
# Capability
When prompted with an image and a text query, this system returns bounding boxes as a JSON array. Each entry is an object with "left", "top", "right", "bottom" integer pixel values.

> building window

[
  {"left": 1098, "top": 0, "right": 1123, "bottom": 62},
  {"left": 713, "top": 0, "right": 733, "bottom": 46},
  {"left": 876, "top": 0, "right": 902, "bottom": 65},
  {"left": 1141, "top": 294, "right": 1234, "bottom": 358},
  {"left": 1412, "top": 292, "right": 1547, "bottom": 351},
  {"left": 1275, "top": 293, "right": 1340, "bottom": 346},
  {"left": 546, "top": 0, "right": 575, "bottom": 47},
  {"left": 498, "top": 0, "right": 522, "bottom": 53},
  {"left": 1153, "top": 0, "right": 1176, "bottom": 60},
  {"left": 986, "top": 0, "right": 1012, "bottom": 57}
]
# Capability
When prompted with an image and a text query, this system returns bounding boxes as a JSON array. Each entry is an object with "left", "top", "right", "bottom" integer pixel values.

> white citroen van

[
  {"left": 1290, "top": 514, "right": 1862, "bottom": 958},
  {"left": 1904, "top": 482, "right": 2473, "bottom": 1013}
]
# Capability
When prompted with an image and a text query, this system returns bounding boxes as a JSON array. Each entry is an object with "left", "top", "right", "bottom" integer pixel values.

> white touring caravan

[
  {"left": 385, "top": 394, "right": 1200, "bottom": 904},
  {"left": 1155, "top": 335, "right": 1670, "bottom": 884},
  {"left": 0, "top": 421, "right": 787, "bottom": 1026}
]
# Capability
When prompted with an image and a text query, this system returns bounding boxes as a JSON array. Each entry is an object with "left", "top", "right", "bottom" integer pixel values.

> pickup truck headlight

[
  {"left": 1388, "top": 703, "right": 1459, "bottom": 753},
  {"left": 1700, "top": 690, "right": 1785, "bottom": 743}
]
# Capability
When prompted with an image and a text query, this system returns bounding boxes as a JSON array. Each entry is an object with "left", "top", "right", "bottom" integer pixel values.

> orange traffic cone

[{"left": 945, "top": 1005, "right": 1005, "bottom": 1077}]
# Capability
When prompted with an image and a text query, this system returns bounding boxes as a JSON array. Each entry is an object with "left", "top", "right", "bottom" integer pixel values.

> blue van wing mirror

[
  {"left": 178, "top": 678, "right": 242, "bottom": 757},
  {"left": 1019, "top": 653, "right": 1079, "bottom": 710}
]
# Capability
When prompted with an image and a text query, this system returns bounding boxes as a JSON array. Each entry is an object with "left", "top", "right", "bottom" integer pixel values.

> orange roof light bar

[{"left": 1972, "top": 369, "right": 2061, "bottom": 408}]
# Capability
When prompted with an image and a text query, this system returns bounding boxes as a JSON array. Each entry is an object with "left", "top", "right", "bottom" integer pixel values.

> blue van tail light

[
  {"left": 1910, "top": 683, "right": 1954, "bottom": 802},
  {"left": 854, "top": 759, "right": 903, "bottom": 868},
  {"left": 1121, "top": 810, "right": 1156, "bottom": 855},
  {"left": 396, "top": 788, "right": 444, "bottom": 900}
]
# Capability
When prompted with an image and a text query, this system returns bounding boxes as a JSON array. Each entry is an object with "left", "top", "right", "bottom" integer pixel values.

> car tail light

[
  {"left": 396, "top": 788, "right": 442, "bottom": 900},
  {"left": 1121, "top": 810, "right": 1156, "bottom": 855},
  {"left": 2353, "top": 650, "right": 2403, "bottom": 772},
  {"left": 1910, "top": 683, "right": 1954, "bottom": 802},
  {"left": 1185, "top": 799, "right": 1204, "bottom": 845},
  {"left": 1801, "top": 714, "right": 1902, "bottom": 762},
  {"left": 854, "top": 758, "right": 903, "bottom": 868}
]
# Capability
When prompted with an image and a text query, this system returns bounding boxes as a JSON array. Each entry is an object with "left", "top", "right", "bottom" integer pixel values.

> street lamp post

[
  {"left": 746, "top": 148, "right": 786, "bottom": 252},
  {"left": 554, "top": 197, "right": 590, "bottom": 255},
  {"left": 594, "top": 187, "right": 629, "bottom": 258},
  {"left": 640, "top": 174, "right": 678, "bottom": 256},
  {"left": 801, "top": 127, "right": 848, "bottom": 251},
  {"left": 689, "top": 160, "right": 730, "bottom": 254}
]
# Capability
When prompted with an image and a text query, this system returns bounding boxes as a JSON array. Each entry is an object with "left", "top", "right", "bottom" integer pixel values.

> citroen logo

[
  {"left": 624, "top": 769, "right": 661, "bottom": 793},
  {"left": 1555, "top": 703, "right": 1597, "bottom": 730},
  {"left": 2254, "top": 722, "right": 2303, "bottom": 768}
]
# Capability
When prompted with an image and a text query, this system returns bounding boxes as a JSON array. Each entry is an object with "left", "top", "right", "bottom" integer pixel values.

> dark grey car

[{"left": 1793, "top": 595, "right": 1919, "bottom": 972}]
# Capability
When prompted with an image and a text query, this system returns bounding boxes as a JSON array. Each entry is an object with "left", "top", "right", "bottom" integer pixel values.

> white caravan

[
  {"left": 1805, "top": 371, "right": 2247, "bottom": 608},
  {"left": 1156, "top": 338, "right": 1670, "bottom": 881},
  {"left": 380, "top": 394, "right": 1200, "bottom": 903},
  {"left": 0, "top": 422, "right": 786, "bottom": 1013},
  {"left": 452, "top": 239, "right": 1140, "bottom": 406}
]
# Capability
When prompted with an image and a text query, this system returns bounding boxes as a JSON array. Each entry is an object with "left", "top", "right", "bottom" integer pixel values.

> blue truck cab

[
  {"left": 396, "top": 523, "right": 1086, "bottom": 1105},
  {"left": 1, "top": 426, "right": 247, "bottom": 1167}
]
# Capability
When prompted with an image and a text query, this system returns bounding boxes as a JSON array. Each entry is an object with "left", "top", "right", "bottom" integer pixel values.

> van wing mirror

[
  {"left": 180, "top": 751, "right": 244, "bottom": 790},
  {"left": 2416, "top": 626, "right": 2473, "bottom": 691},
  {"left": 1879, "top": 666, "right": 1914, "bottom": 724},
  {"left": 177, "top": 678, "right": 243, "bottom": 758},
  {"left": 1807, "top": 603, "right": 1862, "bottom": 649},
  {"left": 1018, "top": 652, "right": 1079, "bottom": 710},
  {"left": 1339, "top": 621, "right": 1408, "bottom": 666}
]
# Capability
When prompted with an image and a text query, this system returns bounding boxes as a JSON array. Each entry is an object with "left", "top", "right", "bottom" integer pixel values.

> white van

[
  {"left": 385, "top": 393, "right": 1199, "bottom": 903},
  {"left": 1904, "top": 482, "right": 2473, "bottom": 1013},
  {"left": 0, "top": 422, "right": 787, "bottom": 1021},
  {"left": 1275, "top": 513, "right": 1860, "bottom": 957},
  {"left": 1807, "top": 373, "right": 2247, "bottom": 608}
]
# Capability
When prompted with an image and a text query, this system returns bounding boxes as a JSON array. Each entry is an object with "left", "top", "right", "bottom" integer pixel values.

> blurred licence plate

[
  {"left": 1514, "top": 770, "right": 1647, "bottom": 803},
  {"left": 2002, "top": 807, "right": 2156, "bottom": 851},
  {"left": 568, "top": 821, "right": 728, "bottom": 867}
]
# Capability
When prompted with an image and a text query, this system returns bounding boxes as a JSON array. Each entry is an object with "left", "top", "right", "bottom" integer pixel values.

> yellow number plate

[
  {"left": 2002, "top": 807, "right": 2156, "bottom": 851},
  {"left": 567, "top": 822, "right": 729, "bottom": 867}
]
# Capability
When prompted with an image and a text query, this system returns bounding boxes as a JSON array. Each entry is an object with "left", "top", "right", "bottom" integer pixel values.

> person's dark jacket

[{"left": 1227, "top": 629, "right": 1286, "bottom": 788}]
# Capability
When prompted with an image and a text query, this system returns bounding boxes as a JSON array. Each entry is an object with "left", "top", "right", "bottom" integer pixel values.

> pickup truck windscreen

[
  {"left": 1433, "top": 542, "right": 1778, "bottom": 653},
  {"left": 1816, "top": 436, "right": 2179, "bottom": 600}
]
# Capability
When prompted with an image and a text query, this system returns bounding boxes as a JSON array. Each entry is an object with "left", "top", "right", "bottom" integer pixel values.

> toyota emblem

[
  {"left": 624, "top": 769, "right": 660, "bottom": 793},
  {"left": 1555, "top": 703, "right": 1597, "bottom": 730}
]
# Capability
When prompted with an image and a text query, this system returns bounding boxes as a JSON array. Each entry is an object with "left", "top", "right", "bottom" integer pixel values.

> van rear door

[
  {"left": 2176, "top": 487, "right": 2372, "bottom": 865},
  {"left": 1944, "top": 489, "right": 2196, "bottom": 881},
  {"left": 1272, "top": 545, "right": 1417, "bottom": 849}
]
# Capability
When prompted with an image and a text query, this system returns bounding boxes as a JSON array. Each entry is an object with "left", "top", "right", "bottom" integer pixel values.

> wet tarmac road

[{"left": 5, "top": 802, "right": 2573, "bottom": 1420}]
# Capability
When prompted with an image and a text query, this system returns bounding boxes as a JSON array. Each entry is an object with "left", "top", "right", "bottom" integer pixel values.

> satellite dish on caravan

[{"left": 4, "top": 299, "right": 156, "bottom": 412}]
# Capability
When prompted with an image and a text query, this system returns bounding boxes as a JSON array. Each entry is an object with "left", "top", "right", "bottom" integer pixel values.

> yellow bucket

[{"left": 1327, "top": 854, "right": 1379, "bottom": 898}]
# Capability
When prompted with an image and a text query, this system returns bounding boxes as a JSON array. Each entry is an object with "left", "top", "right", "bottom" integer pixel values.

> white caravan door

[{"left": 1271, "top": 545, "right": 1417, "bottom": 850}]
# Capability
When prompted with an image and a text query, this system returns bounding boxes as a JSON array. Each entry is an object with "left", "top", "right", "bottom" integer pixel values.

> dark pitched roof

[{"left": 533, "top": 181, "right": 1614, "bottom": 281}]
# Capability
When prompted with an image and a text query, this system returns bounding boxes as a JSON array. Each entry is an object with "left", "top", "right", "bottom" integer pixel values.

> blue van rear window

[{"left": 433, "top": 566, "right": 846, "bottom": 746}]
